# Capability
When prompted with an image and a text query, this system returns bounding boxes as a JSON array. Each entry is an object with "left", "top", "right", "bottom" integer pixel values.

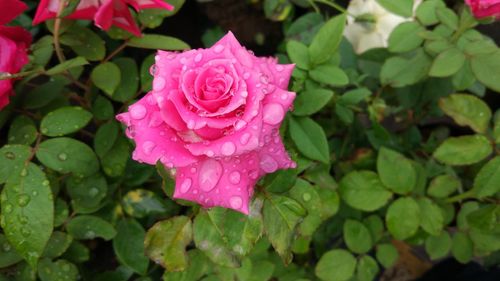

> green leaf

[
  {"left": 92, "top": 95, "right": 115, "bottom": 121},
  {"left": 94, "top": 121, "right": 119, "bottom": 158},
  {"left": 113, "top": 219, "right": 149, "bottom": 275},
  {"left": 140, "top": 54, "right": 155, "bottom": 92},
  {"left": 1, "top": 163, "right": 54, "bottom": 268},
  {"left": 339, "top": 171, "right": 392, "bottom": 212},
  {"left": 112, "top": 58, "right": 139, "bottom": 102},
  {"left": 376, "top": 243, "right": 399, "bottom": 268},
  {"left": 285, "top": 12, "right": 324, "bottom": 44},
  {"left": 289, "top": 116, "right": 330, "bottom": 163},
  {"left": 355, "top": 255, "right": 379, "bottom": 281},
  {"left": 377, "top": 147, "right": 417, "bottom": 194},
  {"left": 42, "top": 231, "right": 72, "bottom": 259},
  {"left": 194, "top": 203, "right": 263, "bottom": 267},
  {"left": 315, "top": 249, "right": 357, "bottom": 281},
  {"left": 288, "top": 179, "right": 323, "bottom": 236},
  {"left": 494, "top": 113, "right": 500, "bottom": 144},
  {"left": 144, "top": 216, "right": 192, "bottom": 271},
  {"left": 439, "top": 94, "right": 491, "bottom": 134},
  {"left": 22, "top": 76, "right": 67, "bottom": 109},
  {"left": 363, "top": 215, "right": 385, "bottom": 243},
  {"left": 427, "top": 174, "right": 461, "bottom": 198},
  {"left": 100, "top": 135, "right": 130, "bottom": 178},
  {"left": 263, "top": 194, "right": 306, "bottom": 264},
  {"left": 452, "top": 61, "right": 476, "bottom": 90},
  {"left": 0, "top": 234, "right": 22, "bottom": 268},
  {"left": 127, "top": 34, "right": 190, "bottom": 50},
  {"left": 381, "top": 49, "right": 431, "bottom": 87},
  {"left": 91, "top": 62, "right": 121, "bottom": 97},
  {"left": 343, "top": 220, "right": 373, "bottom": 254},
  {"left": 429, "top": 48, "right": 466, "bottom": 77},
  {"left": 474, "top": 157, "right": 500, "bottom": 198},
  {"left": 122, "top": 189, "right": 168, "bottom": 218},
  {"left": 388, "top": 22, "right": 425, "bottom": 53},
  {"left": 425, "top": 232, "right": 452, "bottom": 260},
  {"left": 417, "top": 197, "right": 444, "bottom": 235},
  {"left": 0, "top": 145, "right": 31, "bottom": 184},
  {"left": 138, "top": 0, "right": 186, "bottom": 28},
  {"left": 286, "top": 40, "right": 310, "bottom": 69},
  {"left": 40, "top": 107, "right": 92, "bottom": 137},
  {"left": 471, "top": 51, "right": 500, "bottom": 92},
  {"left": 45, "top": 57, "right": 88, "bottom": 76},
  {"left": 309, "top": 65, "right": 349, "bottom": 86},
  {"left": 337, "top": 88, "right": 371, "bottom": 105},
  {"left": 452, "top": 232, "right": 473, "bottom": 263},
  {"left": 376, "top": 0, "right": 414, "bottom": 17},
  {"left": 436, "top": 7, "right": 459, "bottom": 30},
  {"left": 37, "top": 259, "right": 78, "bottom": 281},
  {"left": 66, "top": 173, "right": 107, "bottom": 213},
  {"left": 66, "top": 216, "right": 116, "bottom": 240},
  {"left": 36, "top": 138, "right": 99, "bottom": 177},
  {"left": 161, "top": 250, "right": 210, "bottom": 281},
  {"left": 466, "top": 205, "right": 499, "bottom": 232},
  {"left": 416, "top": 0, "right": 445, "bottom": 25},
  {"left": 8, "top": 116, "right": 37, "bottom": 145},
  {"left": 293, "top": 89, "right": 333, "bottom": 116},
  {"left": 61, "top": 25, "right": 105, "bottom": 61},
  {"left": 62, "top": 241, "right": 89, "bottom": 264},
  {"left": 433, "top": 135, "right": 492, "bottom": 166},
  {"left": 386, "top": 197, "right": 421, "bottom": 240},
  {"left": 309, "top": 14, "right": 346, "bottom": 65}
]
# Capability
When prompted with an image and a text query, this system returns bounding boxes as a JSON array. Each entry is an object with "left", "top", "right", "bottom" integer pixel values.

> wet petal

[{"left": 173, "top": 153, "right": 260, "bottom": 214}]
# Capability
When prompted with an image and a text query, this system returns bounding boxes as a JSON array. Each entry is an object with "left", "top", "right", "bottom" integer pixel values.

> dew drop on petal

[
  {"left": 180, "top": 57, "right": 187, "bottom": 64},
  {"left": 130, "top": 104, "right": 147, "bottom": 119},
  {"left": 263, "top": 103, "right": 284, "bottom": 125},
  {"left": 240, "top": 133, "right": 251, "bottom": 145},
  {"left": 153, "top": 77, "right": 166, "bottom": 91},
  {"left": 142, "top": 141, "right": 156, "bottom": 155},
  {"left": 243, "top": 72, "right": 250, "bottom": 80},
  {"left": 221, "top": 142, "right": 236, "bottom": 156},
  {"left": 149, "top": 64, "right": 158, "bottom": 76},
  {"left": 276, "top": 65, "right": 284, "bottom": 72},
  {"left": 229, "top": 196, "right": 243, "bottom": 209},
  {"left": 229, "top": 171, "right": 241, "bottom": 184},
  {"left": 206, "top": 150, "right": 214, "bottom": 157},
  {"left": 180, "top": 178, "right": 192, "bottom": 193},
  {"left": 234, "top": 120, "right": 247, "bottom": 130},
  {"left": 214, "top": 44, "right": 225, "bottom": 53},
  {"left": 260, "top": 154, "right": 278, "bottom": 173},
  {"left": 194, "top": 53, "right": 203, "bottom": 62},
  {"left": 198, "top": 159, "right": 223, "bottom": 192},
  {"left": 241, "top": 91, "right": 248, "bottom": 98}
]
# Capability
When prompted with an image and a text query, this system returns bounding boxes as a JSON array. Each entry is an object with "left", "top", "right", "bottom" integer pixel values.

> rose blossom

[
  {"left": 33, "top": 0, "right": 174, "bottom": 36},
  {"left": 0, "top": 0, "right": 31, "bottom": 110},
  {"left": 466, "top": 0, "right": 500, "bottom": 19},
  {"left": 116, "top": 32, "right": 296, "bottom": 214},
  {"left": 344, "top": 0, "right": 421, "bottom": 54}
]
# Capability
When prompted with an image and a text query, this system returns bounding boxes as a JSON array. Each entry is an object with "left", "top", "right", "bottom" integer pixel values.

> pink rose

[
  {"left": 33, "top": 0, "right": 174, "bottom": 36},
  {"left": 116, "top": 32, "right": 296, "bottom": 214},
  {"left": 466, "top": 0, "right": 500, "bottom": 18},
  {"left": 0, "top": 0, "right": 31, "bottom": 110}
]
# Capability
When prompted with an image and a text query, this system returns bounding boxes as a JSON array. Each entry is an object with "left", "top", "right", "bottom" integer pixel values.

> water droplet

[
  {"left": 276, "top": 65, "right": 284, "bottom": 72},
  {"left": 180, "top": 57, "right": 187, "bottom": 64},
  {"left": 234, "top": 120, "right": 247, "bottom": 130},
  {"left": 260, "top": 154, "right": 278, "bottom": 173},
  {"left": 153, "top": 76, "right": 166, "bottom": 91},
  {"left": 206, "top": 150, "right": 214, "bottom": 157},
  {"left": 3, "top": 204, "right": 12, "bottom": 214},
  {"left": 281, "top": 93, "right": 288, "bottom": 100},
  {"left": 32, "top": 190, "right": 38, "bottom": 196},
  {"left": 42, "top": 180, "right": 50, "bottom": 186},
  {"left": 243, "top": 72, "right": 250, "bottom": 79},
  {"left": 260, "top": 74, "right": 269, "bottom": 84},
  {"left": 180, "top": 178, "right": 192, "bottom": 193},
  {"left": 4, "top": 152, "right": 15, "bottom": 160},
  {"left": 187, "top": 120, "right": 196, "bottom": 129},
  {"left": 303, "top": 193, "right": 311, "bottom": 202},
  {"left": 149, "top": 64, "right": 158, "bottom": 76},
  {"left": 229, "top": 196, "right": 243, "bottom": 209},
  {"left": 89, "top": 187, "right": 99, "bottom": 197},
  {"left": 190, "top": 167, "right": 197, "bottom": 173},
  {"left": 194, "top": 53, "right": 203, "bottom": 62},
  {"left": 241, "top": 91, "right": 248, "bottom": 98},
  {"left": 2, "top": 243, "right": 11, "bottom": 252},
  {"left": 214, "top": 44, "right": 225, "bottom": 53},
  {"left": 263, "top": 103, "right": 285, "bottom": 125},
  {"left": 229, "top": 171, "right": 241, "bottom": 184},
  {"left": 58, "top": 153, "right": 67, "bottom": 161},
  {"left": 18, "top": 215, "right": 28, "bottom": 225},
  {"left": 130, "top": 104, "right": 147, "bottom": 119},
  {"left": 240, "top": 133, "right": 251, "bottom": 145},
  {"left": 221, "top": 142, "right": 236, "bottom": 156},
  {"left": 85, "top": 231, "right": 95, "bottom": 239},
  {"left": 142, "top": 141, "right": 156, "bottom": 155},
  {"left": 17, "top": 194, "right": 30, "bottom": 207},
  {"left": 198, "top": 159, "right": 223, "bottom": 192}
]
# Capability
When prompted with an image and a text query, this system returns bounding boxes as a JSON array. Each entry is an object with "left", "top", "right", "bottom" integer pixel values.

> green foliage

[{"left": 1, "top": 1, "right": 500, "bottom": 280}]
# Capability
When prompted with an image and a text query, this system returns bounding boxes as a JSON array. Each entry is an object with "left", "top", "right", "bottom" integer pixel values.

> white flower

[{"left": 344, "top": 0, "right": 421, "bottom": 54}]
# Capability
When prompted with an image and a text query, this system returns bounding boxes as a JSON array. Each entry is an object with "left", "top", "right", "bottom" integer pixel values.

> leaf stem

[
  {"left": 446, "top": 189, "right": 475, "bottom": 203},
  {"left": 314, "top": 0, "right": 348, "bottom": 14}
]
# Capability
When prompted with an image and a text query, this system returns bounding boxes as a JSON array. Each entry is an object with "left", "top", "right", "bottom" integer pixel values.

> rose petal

[
  {"left": 0, "top": 0, "right": 27, "bottom": 25},
  {"left": 116, "top": 93, "right": 198, "bottom": 167},
  {"left": 173, "top": 153, "right": 260, "bottom": 214}
]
